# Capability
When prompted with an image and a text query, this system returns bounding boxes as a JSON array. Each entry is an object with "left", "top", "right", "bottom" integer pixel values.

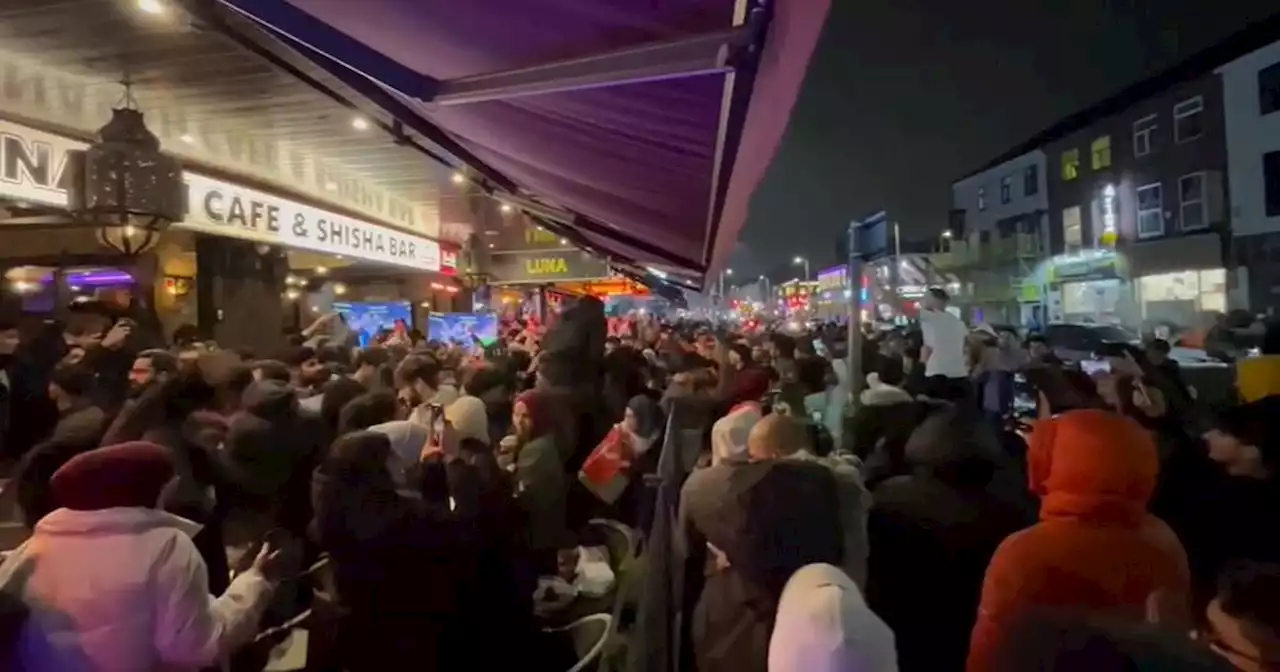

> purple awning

[{"left": 213, "top": 0, "right": 829, "bottom": 283}]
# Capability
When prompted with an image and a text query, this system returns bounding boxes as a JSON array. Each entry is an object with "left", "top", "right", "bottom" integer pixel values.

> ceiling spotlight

[
  {"left": 450, "top": 172, "right": 466, "bottom": 185},
  {"left": 179, "top": 134, "right": 194, "bottom": 144},
  {"left": 488, "top": 243, "right": 495, "bottom": 248},
  {"left": 137, "top": 0, "right": 165, "bottom": 15},
  {"left": 559, "top": 238, "right": 568, "bottom": 245},
  {"left": 332, "top": 282, "right": 348, "bottom": 296},
  {"left": 314, "top": 266, "right": 328, "bottom": 275},
  {"left": 324, "top": 181, "right": 338, "bottom": 191},
  {"left": 351, "top": 116, "right": 370, "bottom": 131},
  {"left": 500, "top": 203, "right": 513, "bottom": 214}
]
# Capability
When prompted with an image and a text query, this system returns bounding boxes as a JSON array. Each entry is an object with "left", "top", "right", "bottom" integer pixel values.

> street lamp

[
  {"left": 941, "top": 230, "right": 953, "bottom": 239},
  {"left": 792, "top": 256, "right": 810, "bottom": 281},
  {"left": 718, "top": 267, "right": 733, "bottom": 297}
]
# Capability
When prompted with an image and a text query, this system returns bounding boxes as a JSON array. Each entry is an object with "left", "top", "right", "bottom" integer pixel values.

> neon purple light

[{"left": 64, "top": 270, "right": 134, "bottom": 287}]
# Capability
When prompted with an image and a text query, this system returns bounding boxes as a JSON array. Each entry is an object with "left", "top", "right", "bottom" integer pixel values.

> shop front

[
  {"left": 1124, "top": 232, "right": 1228, "bottom": 330},
  {"left": 483, "top": 246, "right": 618, "bottom": 321},
  {"left": 1039, "top": 249, "right": 1132, "bottom": 325},
  {"left": 0, "top": 116, "right": 452, "bottom": 352}
]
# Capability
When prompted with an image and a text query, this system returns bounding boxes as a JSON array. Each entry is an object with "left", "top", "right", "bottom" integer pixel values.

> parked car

[{"left": 1040, "top": 322, "right": 1226, "bottom": 368}]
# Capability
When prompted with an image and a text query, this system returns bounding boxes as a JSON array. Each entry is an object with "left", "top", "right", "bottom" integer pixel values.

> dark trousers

[{"left": 925, "top": 375, "right": 972, "bottom": 404}]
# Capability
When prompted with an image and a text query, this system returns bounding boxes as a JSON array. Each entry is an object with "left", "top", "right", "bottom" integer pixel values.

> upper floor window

[
  {"left": 1264, "top": 150, "right": 1280, "bottom": 218},
  {"left": 1062, "top": 205, "right": 1083, "bottom": 253},
  {"left": 1179, "top": 172, "right": 1207, "bottom": 231},
  {"left": 1136, "top": 183, "right": 1164, "bottom": 238},
  {"left": 977, "top": 186, "right": 986, "bottom": 211},
  {"left": 1261, "top": 61, "right": 1280, "bottom": 116},
  {"left": 1091, "top": 135, "right": 1112, "bottom": 170},
  {"left": 1173, "top": 96, "right": 1204, "bottom": 144},
  {"left": 1061, "top": 149, "right": 1080, "bottom": 181},
  {"left": 1024, "top": 164, "right": 1039, "bottom": 196},
  {"left": 1000, "top": 175, "right": 1012, "bottom": 204},
  {"left": 1133, "top": 115, "right": 1157, "bottom": 157}
]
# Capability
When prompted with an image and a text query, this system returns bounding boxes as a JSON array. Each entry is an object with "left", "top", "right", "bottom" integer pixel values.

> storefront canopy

[{"left": 204, "top": 0, "right": 830, "bottom": 285}]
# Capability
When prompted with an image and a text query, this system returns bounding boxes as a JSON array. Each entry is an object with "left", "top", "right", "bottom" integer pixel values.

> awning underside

[{"left": 199, "top": 0, "right": 830, "bottom": 285}]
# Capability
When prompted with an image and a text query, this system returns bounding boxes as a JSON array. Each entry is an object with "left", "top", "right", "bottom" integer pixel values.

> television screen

[
  {"left": 333, "top": 301, "right": 413, "bottom": 347},
  {"left": 427, "top": 312, "right": 499, "bottom": 346}
]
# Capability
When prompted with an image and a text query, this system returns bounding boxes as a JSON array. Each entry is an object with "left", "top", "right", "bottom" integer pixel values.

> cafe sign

[
  {"left": 0, "top": 119, "right": 442, "bottom": 272},
  {"left": 184, "top": 174, "right": 441, "bottom": 272},
  {"left": 485, "top": 249, "right": 611, "bottom": 284}
]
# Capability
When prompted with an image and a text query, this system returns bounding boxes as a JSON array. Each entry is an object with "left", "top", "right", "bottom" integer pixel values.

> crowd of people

[{"left": 0, "top": 287, "right": 1276, "bottom": 671}]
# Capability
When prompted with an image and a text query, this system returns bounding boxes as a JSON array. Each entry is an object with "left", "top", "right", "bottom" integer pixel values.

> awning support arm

[{"left": 430, "top": 25, "right": 752, "bottom": 106}]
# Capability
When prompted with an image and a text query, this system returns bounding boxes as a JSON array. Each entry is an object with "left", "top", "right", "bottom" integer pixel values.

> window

[
  {"left": 1061, "top": 149, "right": 1080, "bottom": 181},
  {"left": 1133, "top": 115, "right": 1157, "bottom": 157},
  {"left": 1179, "top": 172, "right": 1207, "bottom": 231},
  {"left": 1091, "top": 135, "right": 1112, "bottom": 170},
  {"left": 1062, "top": 205, "right": 1083, "bottom": 252},
  {"left": 1136, "top": 183, "right": 1164, "bottom": 238},
  {"left": 1265, "top": 150, "right": 1280, "bottom": 217},
  {"left": 977, "top": 186, "right": 986, "bottom": 211},
  {"left": 1173, "top": 96, "right": 1204, "bottom": 143},
  {"left": 1024, "top": 164, "right": 1039, "bottom": 195},
  {"left": 1260, "top": 61, "right": 1280, "bottom": 116},
  {"left": 1000, "top": 175, "right": 1012, "bottom": 204}
]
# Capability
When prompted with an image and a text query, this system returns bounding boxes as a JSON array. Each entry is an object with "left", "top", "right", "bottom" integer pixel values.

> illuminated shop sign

[
  {"left": 485, "top": 249, "right": 611, "bottom": 284},
  {"left": 0, "top": 119, "right": 442, "bottom": 272},
  {"left": 185, "top": 174, "right": 441, "bottom": 271}
]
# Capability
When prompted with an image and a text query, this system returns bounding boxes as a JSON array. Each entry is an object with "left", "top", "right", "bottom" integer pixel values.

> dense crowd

[{"left": 0, "top": 288, "right": 1277, "bottom": 671}]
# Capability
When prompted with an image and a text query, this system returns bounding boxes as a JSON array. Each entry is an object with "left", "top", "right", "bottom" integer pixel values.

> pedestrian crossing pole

[{"left": 846, "top": 219, "right": 864, "bottom": 423}]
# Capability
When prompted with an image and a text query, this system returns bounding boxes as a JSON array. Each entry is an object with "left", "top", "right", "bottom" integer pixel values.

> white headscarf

[
  {"left": 710, "top": 405, "right": 761, "bottom": 466},
  {"left": 368, "top": 420, "right": 430, "bottom": 497},
  {"left": 445, "top": 395, "right": 490, "bottom": 445},
  {"left": 769, "top": 563, "right": 897, "bottom": 672}
]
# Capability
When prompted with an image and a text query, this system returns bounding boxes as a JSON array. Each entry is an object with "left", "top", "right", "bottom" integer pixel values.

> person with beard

[
  {"left": 280, "top": 345, "right": 329, "bottom": 397},
  {"left": 126, "top": 349, "right": 178, "bottom": 400},
  {"left": 396, "top": 354, "right": 459, "bottom": 425},
  {"left": 300, "top": 346, "right": 390, "bottom": 415}
]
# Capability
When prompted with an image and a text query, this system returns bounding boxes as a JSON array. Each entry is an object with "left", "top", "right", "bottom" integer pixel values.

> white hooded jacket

[
  {"left": 769, "top": 563, "right": 897, "bottom": 672},
  {"left": 0, "top": 507, "right": 275, "bottom": 672}
]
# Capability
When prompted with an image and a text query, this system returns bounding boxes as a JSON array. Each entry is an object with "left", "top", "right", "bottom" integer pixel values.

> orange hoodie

[{"left": 966, "top": 409, "right": 1189, "bottom": 671}]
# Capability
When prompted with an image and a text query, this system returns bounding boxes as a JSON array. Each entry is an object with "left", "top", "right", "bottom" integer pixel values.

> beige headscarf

[
  {"left": 445, "top": 395, "right": 490, "bottom": 445},
  {"left": 710, "top": 404, "right": 761, "bottom": 466}
]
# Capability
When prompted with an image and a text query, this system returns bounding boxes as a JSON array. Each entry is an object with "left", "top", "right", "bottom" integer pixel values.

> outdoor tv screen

[
  {"left": 333, "top": 301, "right": 413, "bottom": 346},
  {"left": 427, "top": 312, "right": 499, "bottom": 346}
]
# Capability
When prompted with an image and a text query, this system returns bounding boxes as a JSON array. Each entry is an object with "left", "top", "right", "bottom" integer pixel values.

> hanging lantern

[{"left": 67, "top": 98, "right": 186, "bottom": 256}]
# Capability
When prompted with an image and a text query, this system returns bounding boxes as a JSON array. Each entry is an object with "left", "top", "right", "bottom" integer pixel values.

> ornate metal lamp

[{"left": 66, "top": 82, "right": 186, "bottom": 256}]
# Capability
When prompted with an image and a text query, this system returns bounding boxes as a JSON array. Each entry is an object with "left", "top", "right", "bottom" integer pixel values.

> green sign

[{"left": 485, "top": 249, "right": 612, "bottom": 284}]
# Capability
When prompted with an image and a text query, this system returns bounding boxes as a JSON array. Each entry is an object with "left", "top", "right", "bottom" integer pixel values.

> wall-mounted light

[
  {"left": 419, "top": 301, "right": 431, "bottom": 308},
  {"left": 351, "top": 116, "right": 370, "bottom": 131},
  {"left": 284, "top": 288, "right": 301, "bottom": 301},
  {"left": 500, "top": 203, "right": 513, "bottom": 214},
  {"left": 450, "top": 172, "right": 465, "bottom": 185},
  {"left": 314, "top": 266, "right": 328, "bottom": 276},
  {"left": 285, "top": 274, "right": 301, "bottom": 286},
  {"left": 445, "top": 286, "right": 460, "bottom": 294}
]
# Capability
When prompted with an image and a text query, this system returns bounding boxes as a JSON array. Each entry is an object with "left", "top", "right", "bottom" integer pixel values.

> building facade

[
  {"left": 948, "top": 150, "right": 1050, "bottom": 325},
  {"left": 1218, "top": 40, "right": 1280, "bottom": 314},
  {"left": 1041, "top": 71, "right": 1230, "bottom": 330},
  {"left": 950, "top": 18, "right": 1280, "bottom": 330}
]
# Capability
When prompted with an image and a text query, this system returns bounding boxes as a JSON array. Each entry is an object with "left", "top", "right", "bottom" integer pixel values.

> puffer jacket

[{"left": 0, "top": 507, "right": 273, "bottom": 671}]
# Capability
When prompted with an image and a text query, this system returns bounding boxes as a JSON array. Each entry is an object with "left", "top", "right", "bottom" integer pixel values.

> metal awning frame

[{"left": 202, "top": 0, "right": 772, "bottom": 280}]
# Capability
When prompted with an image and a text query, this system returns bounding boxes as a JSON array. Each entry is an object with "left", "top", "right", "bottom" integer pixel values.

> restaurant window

[
  {"left": 1259, "top": 60, "right": 1280, "bottom": 116},
  {"left": 1091, "top": 135, "right": 1112, "bottom": 170},
  {"left": 1062, "top": 149, "right": 1080, "bottom": 181},
  {"left": 1000, "top": 175, "right": 1012, "bottom": 204}
]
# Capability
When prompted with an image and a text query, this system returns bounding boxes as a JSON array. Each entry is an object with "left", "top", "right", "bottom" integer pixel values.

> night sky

[{"left": 730, "top": 0, "right": 1279, "bottom": 281}]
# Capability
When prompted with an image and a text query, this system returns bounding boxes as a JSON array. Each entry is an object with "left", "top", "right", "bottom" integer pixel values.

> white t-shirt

[{"left": 919, "top": 308, "right": 969, "bottom": 378}]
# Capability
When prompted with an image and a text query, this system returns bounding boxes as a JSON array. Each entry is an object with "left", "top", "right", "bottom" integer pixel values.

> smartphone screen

[
  {"left": 1079, "top": 359, "right": 1111, "bottom": 376},
  {"left": 429, "top": 403, "right": 446, "bottom": 450}
]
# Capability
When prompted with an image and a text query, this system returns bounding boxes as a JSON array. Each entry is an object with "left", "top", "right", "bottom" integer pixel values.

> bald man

[
  {"left": 748, "top": 411, "right": 870, "bottom": 588},
  {"left": 747, "top": 413, "right": 812, "bottom": 462}
]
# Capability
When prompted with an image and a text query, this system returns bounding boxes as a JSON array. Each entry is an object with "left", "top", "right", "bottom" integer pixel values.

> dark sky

[{"left": 730, "top": 0, "right": 1278, "bottom": 280}]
